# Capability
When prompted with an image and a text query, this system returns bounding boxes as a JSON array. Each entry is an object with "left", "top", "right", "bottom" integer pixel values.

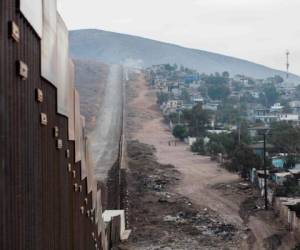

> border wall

[{"left": 0, "top": 0, "right": 125, "bottom": 249}]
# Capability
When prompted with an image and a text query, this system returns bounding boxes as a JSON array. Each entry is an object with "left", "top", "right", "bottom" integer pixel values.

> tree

[
  {"left": 166, "top": 112, "right": 179, "bottom": 124},
  {"left": 232, "top": 81, "right": 243, "bottom": 92},
  {"left": 181, "top": 88, "right": 191, "bottom": 103},
  {"left": 191, "top": 137, "right": 206, "bottom": 154},
  {"left": 207, "top": 84, "right": 230, "bottom": 100},
  {"left": 207, "top": 141, "right": 225, "bottom": 156},
  {"left": 164, "top": 64, "right": 176, "bottom": 71},
  {"left": 184, "top": 104, "right": 210, "bottom": 137},
  {"left": 208, "top": 133, "right": 235, "bottom": 156},
  {"left": 274, "top": 75, "right": 284, "bottom": 84},
  {"left": 275, "top": 178, "right": 300, "bottom": 197},
  {"left": 246, "top": 77, "right": 255, "bottom": 85},
  {"left": 216, "top": 102, "right": 240, "bottom": 124},
  {"left": 230, "top": 144, "right": 262, "bottom": 178},
  {"left": 156, "top": 92, "right": 169, "bottom": 105},
  {"left": 222, "top": 71, "right": 230, "bottom": 78},
  {"left": 295, "top": 85, "right": 300, "bottom": 100},
  {"left": 270, "top": 122, "right": 300, "bottom": 154},
  {"left": 241, "top": 92, "right": 256, "bottom": 103},
  {"left": 202, "top": 73, "right": 229, "bottom": 85},
  {"left": 172, "top": 125, "right": 187, "bottom": 140},
  {"left": 260, "top": 83, "right": 279, "bottom": 106},
  {"left": 280, "top": 98, "right": 291, "bottom": 113},
  {"left": 284, "top": 155, "right": 296, "bottom": 170}
]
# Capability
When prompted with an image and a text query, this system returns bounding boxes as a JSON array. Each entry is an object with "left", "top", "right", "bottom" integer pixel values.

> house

[
  {"left": 171, "top": 88, "right": 181, "bottom": 98},
  {"left": 274, "top": 197, "right": 300, "bottom": 237},
  {"left": 250, "top": 91, "right": 260, "bottom": 99},
  {"left": 192, "top": 97, "right": 204, "bottom": 105},
  {"left": 203, "top": 101, "right": 220, "bottom": 111},
  {"left": 207, "top": 130, "right": 231, "bottom": 135},
  {"left": 248, "top": 125, "right": 270, "bottom": 138},
  {"left": 272, "top": 172, "right": 292, "bottom": 185},
  {"left": 254, "top": 108, "right": 278, "bottom": 123},
  {"left": 289, "top": 101, "right": 300, "bottom": 115},
  {"left": 165, "top": 100, "right": 183, "bottom": 109},
  {"left": 279, "top": 114, "right": 300, "bottom": 124},
  {"left": 249, "top": 142, "right": 273, "bottom": 157},
  {"left": 185, "top": 137, "right": 197, "bottom": 146},
  {"left": 161, "top": 100, "right": 183, "bottom": 115},
  {"left": 183, "top": 74, "right": 200, "bottom": 84},
  {"left": 288, "top": 169, "right": 300, "bottom": 180},
  {"left": 182, "top": 104, "right": 193, "bottom": 110},
  {"left": 250, "top": 169, "right": 270, "bottom": 191},
  {"left": 272, "top": 157, "right": 285, "bottom": 169},
  {"left": 270, "top": 103, "right": 284, "bottom": 114}
]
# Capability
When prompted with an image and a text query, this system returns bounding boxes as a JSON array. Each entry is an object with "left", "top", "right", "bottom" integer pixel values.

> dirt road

[
  {"left": 129, "top": 72, "right": 242, "bottom": 225},
  {"left": 125, "top": 70, "right": 292, "bottom": 250}
]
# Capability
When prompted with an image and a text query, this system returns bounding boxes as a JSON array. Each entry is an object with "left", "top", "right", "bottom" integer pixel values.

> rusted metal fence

[{"left": 0, "top": 0, "right": 125, "bottom": 249}]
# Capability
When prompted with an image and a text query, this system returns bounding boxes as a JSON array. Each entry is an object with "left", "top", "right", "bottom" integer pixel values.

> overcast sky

[{"left": 58, "top": 0, "right": 300, "bottom": 75}]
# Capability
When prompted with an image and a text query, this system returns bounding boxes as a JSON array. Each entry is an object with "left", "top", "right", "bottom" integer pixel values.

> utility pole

[{"left": 263, "top": 133, "right": 268, "bottom": 210}]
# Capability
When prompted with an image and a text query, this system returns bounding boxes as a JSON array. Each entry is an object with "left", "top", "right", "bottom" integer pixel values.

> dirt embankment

[{"left": 121, "top": 70, "right": 295, "bottom": 250}]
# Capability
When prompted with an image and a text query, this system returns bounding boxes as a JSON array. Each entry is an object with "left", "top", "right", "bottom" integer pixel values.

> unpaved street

[
  {"left": 128, "top": 71, "right": 243, "bottom": 225},
  {"left": 124, "top": 70, "right": 293, "bottom": 250}
]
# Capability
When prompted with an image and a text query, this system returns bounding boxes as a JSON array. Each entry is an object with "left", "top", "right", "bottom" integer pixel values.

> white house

[
  {"left": 273, "top": 172, "right": 292, "bottom": 185},
  {"left": 279, "top": 114, "right": 299, "bottom": 123},
  {"left": 270, "top": 103, "right": 284, "bottom": 114}
]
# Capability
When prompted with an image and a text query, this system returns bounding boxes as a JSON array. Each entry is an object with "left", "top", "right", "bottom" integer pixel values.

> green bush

[
  {"left": 191, "top": 137, "right": 206, "bottom": 154},
  {"left": 172, "top": 125, "right": 187, "bottom": 141},
  {"left": 275, "top": 178, "right": 300, "bottom": 197}
]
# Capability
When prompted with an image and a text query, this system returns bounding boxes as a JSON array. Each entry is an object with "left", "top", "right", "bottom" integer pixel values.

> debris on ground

[{"left": 118, "top": 140, "right": 245, "bottom": 249}]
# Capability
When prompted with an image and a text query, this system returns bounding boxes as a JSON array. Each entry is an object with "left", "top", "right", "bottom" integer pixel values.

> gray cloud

[{"left": 58, "top": 0, "right": 300, "bottom": 75}]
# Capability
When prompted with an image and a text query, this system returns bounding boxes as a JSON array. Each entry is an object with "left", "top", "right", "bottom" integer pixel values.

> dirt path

[
  {"left": 129, "top": 72, "right": 243, "bottom": 224},
  {"left": 125, "top": 71, "right": 290, "bottom": 250}
]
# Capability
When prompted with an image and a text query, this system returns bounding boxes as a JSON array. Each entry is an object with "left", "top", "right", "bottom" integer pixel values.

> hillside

[
  {"left": 74, "top": 59, "right": 109, "bottom": 132},
  {"left": 69, "top": 29, "right": 300, "bottom": 82}
]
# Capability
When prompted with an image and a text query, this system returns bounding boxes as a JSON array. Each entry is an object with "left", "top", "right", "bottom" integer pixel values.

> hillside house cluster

[{"left": 148, "top": 64, "right": 300, "bottom": 235}]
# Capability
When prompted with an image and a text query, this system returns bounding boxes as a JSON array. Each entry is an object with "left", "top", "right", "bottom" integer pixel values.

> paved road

[{"left": 89, "top": 64, "right": 124, "bottom": 181}]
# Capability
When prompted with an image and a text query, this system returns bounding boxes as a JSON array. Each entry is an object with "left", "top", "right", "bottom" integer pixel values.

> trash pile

[
  {"left": 119, "top": 140, "right": 246, "bottom": 249},
  {"left": 163, "top": 207, "right": 237, "bottom": 241}
]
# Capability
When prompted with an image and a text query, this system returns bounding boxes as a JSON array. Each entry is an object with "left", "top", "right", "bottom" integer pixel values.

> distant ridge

[{"left": 69, "top": 29, "right": 300, "bottom": 82}]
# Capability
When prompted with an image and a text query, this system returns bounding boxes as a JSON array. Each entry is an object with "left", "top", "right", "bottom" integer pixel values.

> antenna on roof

[{"left": 286, "top": 50, "right": 290, "bottom": 79}]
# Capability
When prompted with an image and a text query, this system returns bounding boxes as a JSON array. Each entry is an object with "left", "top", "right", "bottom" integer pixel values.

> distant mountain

[{"left": 69, "top": 29, "right": 300, "bottom": 82}]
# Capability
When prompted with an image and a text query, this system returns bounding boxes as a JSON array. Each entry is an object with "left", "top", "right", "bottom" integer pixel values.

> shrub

[{"left": 172, "top": 125, "right": 187, "bottom": 141}]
